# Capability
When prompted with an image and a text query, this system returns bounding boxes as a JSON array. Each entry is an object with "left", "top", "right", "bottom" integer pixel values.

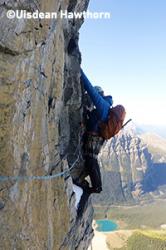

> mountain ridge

[{"left": 93, "top": 123, "right": 166, "bottom": 205}]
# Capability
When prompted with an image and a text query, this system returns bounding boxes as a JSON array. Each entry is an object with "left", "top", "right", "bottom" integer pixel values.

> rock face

[
  {"left": 94, "top": 129, "right": 155, "bottom": 205},
  {"left": 0, "top": 1, "right": 93, "bottom": 249}
]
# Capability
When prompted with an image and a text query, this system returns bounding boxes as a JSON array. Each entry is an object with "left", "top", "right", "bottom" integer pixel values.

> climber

[{"left": 80, "top": 68, "right": 126, "bottom": 194}]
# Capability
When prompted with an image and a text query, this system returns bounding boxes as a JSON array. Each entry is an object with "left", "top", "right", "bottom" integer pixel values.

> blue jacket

[{"left": 81, "top": 69, "right": 112, "bottom": 133}]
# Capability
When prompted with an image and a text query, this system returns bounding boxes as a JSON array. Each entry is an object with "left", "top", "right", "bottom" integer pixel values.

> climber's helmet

[{"left": 94, "top": 86, "right": 104, "bottom": 96}]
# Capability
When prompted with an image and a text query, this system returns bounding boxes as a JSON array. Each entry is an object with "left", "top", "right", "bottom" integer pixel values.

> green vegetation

[
  {"left": 95, "top": 200, "right": 166, "bottom": 250},
  {"left": 94, "top": 200, "right": 166, "bottom": 229},
  {"left": 112, "top": 230, "right": 166, "bottom": 250}
]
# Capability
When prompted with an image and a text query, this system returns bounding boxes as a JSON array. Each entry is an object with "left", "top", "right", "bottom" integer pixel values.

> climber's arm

[{"left": 81, "top": 69, "right": 110, "bottom": 122}]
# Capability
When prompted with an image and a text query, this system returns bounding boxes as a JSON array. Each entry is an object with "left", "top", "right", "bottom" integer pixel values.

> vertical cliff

[
  {"left": 94, "top": 128, "right": 155, "bottom": 205},
  {"left": 0, "top": 0, "right": 93, "bottom": 249}
]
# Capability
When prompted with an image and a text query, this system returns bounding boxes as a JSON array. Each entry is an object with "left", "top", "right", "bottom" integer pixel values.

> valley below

[
  {"left": 91, "top": 199, "right": 166, "bottom": 250},
  {"left": 89, "top": 125, "right": 166, "bottom": 249}
]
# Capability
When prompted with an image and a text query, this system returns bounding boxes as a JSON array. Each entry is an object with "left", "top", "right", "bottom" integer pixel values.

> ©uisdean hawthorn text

[{"left": 14, "top": 10, "right": 111, "bottom": 19}]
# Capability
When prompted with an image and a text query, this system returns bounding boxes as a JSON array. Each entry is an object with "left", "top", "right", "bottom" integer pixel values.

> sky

[{"left": 79, "top": 0, "right": 166, "bottom": 126}]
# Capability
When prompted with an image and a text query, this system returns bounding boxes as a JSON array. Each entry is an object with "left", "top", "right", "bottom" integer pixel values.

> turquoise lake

[{"left": 96, "top": 219, "right": 118, "bottom": 232}]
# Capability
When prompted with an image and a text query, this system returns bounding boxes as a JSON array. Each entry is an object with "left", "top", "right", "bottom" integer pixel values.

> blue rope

[
  {"left": 0, "top": 127, "right": 83, "bottom": 182},
  {"left": 0, "top": 154, "right": 80, "bottom": 182}
]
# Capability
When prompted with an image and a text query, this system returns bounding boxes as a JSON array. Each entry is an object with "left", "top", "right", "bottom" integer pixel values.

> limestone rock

[{"left": 0, "top": 0, "right": 93, "bottom": 249}]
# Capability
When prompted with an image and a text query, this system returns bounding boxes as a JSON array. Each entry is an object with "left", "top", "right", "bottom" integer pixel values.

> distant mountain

[
  {"left": 140, "top": 132, "right": 166, "bottom": 152},
  {"left": 136, "top": 124, "right": 166, "bottom": 139},
  {"left": 121, "top": 122, "right": 166, "bottom": 162},
  {"left": 128, "top": 122, "right": 166, "bottom": 162},
  {"left": 140, "top": 132, "right": 166, "bottom": 162},
  {"left": 93, "top": 123, "right": 166, "bottom": 205}
]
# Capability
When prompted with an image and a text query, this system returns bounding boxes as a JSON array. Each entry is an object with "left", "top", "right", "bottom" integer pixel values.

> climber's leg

[{"left": 85, "top": 156, "right": 102, "bottom": 193}]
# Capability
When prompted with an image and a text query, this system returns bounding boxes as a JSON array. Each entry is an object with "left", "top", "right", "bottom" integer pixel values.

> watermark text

[{"left": 6, "top": 10, "right": 111, "bottom": 20}]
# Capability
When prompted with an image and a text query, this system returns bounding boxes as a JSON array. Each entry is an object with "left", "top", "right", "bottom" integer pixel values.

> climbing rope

[
  {"left": 0, "top": 155, "right": 80, "bottom": 182},
  {"left": 0, "top": 129, "right": 83, "bottom": 182}
]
